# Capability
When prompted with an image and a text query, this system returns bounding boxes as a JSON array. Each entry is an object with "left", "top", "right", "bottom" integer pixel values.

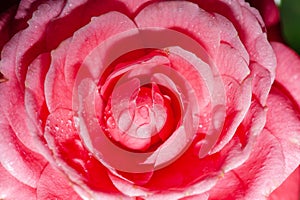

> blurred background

[{"left": 279, "top": 0, "right": 300, "bottom": 54}]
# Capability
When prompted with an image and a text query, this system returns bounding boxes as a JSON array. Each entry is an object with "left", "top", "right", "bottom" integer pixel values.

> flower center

[{"left": 102, "top": 83, "right": 178, "bottom": 151}]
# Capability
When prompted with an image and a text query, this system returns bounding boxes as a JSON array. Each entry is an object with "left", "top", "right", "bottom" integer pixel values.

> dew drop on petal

[
  {"left": 107, "top": 116, "right": 116, "bottom": 129},
  {"left": 73, "top": 116, "right": 80, "bottom": 128}
]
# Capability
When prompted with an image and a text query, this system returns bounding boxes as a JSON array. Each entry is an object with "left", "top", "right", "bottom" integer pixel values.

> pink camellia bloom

[{"left": 0, "top": 0, "right": 299, "bottom": 199}]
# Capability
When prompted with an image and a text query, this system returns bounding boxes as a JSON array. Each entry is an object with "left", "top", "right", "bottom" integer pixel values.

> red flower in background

[{"left": 0, "top": 0, "right": 299, "bottom": 199}]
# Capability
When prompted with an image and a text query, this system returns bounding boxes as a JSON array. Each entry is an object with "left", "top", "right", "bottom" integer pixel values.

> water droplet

[
  {"left": 74, "top": 117, "right": 80, "bottom": 128},
  {"left": 107, "top": 117, "right": 116, "bottom": 129}
]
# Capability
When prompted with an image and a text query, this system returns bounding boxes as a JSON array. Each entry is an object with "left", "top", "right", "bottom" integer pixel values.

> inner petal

[{"left": 103, "top": 82, "right": 172, "bottom": 151}]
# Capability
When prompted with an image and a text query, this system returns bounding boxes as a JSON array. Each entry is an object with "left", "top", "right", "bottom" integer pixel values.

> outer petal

[
  {"left": 268, "top": 167, "right": 300, "bottom": 200},
  {"left": 116, "top": 0, "right": 155, "bottom": 16},
  {"left": 265, "top": 87, "right": 300, "bottom": 179},
  {"left": 135, "top": 1, "right": 221, "bottom": 57},
  {"left": 209, "top": 87, "right": 300, "bottom": 199},
  {"left": 246, "top": 0, "right": 280, "bottom": 28},
  {"left": 0, "top": 120, "right": 47, "bottom": 188},
  {"left": 14, "top": 0, "right": 39, "bottom": 20},
  {"left": 271, "top": 42, "right": 300, "bottom": 107},
  {"left": 36, "top": 164, "right": 81, "bottom": 200},
  {"left": 209, "top": 129, "right": 285, "bottom": 199},
  {"left": 197, "top": 0, "right": 276, "bottom": 105},
  {"left": 247, "top": 0, "right": 282, "bottom": 41},
  {"left": 42, "top": 0, "right": 131, "bottom": 50},
  {"left": 0, "top": 163, "right": 36, "bottom": 200},
  {"left": 0, "top": 1, "right": 65, "bottom": 151},
  {"left": 0, "top": 1, "right": 65, "bottom": 84}
]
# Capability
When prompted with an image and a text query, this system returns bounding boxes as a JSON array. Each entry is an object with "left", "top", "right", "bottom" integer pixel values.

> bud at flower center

[{"left": 103, "top": 83, "right": 177, "bottom": 151}]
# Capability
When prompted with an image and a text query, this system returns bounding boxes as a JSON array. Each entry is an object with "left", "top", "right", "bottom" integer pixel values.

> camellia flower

[{"left": 0, "top": 0, "right": 299, "bottom": 199}]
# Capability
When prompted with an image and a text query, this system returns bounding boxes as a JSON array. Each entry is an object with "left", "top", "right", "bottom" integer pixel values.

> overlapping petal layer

[{"left": 0, "top": 0, "right": 298, "bottom": 199}]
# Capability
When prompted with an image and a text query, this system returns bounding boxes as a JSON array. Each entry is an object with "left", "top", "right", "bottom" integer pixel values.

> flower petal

[
  {"left": 44, "top": 108, "right": 122, "bottom": 196},
  {"left": 209, "top": 129, "right": 285, "bottom": 199},
  {"left": 0, "top": 163, "right": 36, "bottom": 200},
  {"left": 45, "top": 11, "right": 137, "bottom": 112},
  {"left": 25, "top": 53, "right": 51, "bottom": 134},
  {"left": 247, "top": 0, "right": 280, "bottom": 28},
  {"left": 0, "top": 120, "right": 47, "bottom": 188},
  {"left": 272, "top": 42, "right": 300, "bottom": 108},
  {"left": 268, "top": 166, "right": 300, "bottom": 200},
  {"left": 36, "top": 164, "right": 81, "bottom": 200},
  {"left": 197, "top": 0, "right": 276, "bottom": 105},
  {"left": 208, "top": 86, "right": 300, "bottom": 199},
  {"left": 247, "top": 0, "right": 282, "bottom": 41},
  {"left": 135, "top": 1, "right": 221, "bottom": 56},
  {"left": 265, "top": 87, "right": 300, "bottom": 179},
  {"left": 210, "top": 76, "right": 252, "bottom": 153},
  {"left": 0, "top": 1, "right": 65, "bottom": 151}
]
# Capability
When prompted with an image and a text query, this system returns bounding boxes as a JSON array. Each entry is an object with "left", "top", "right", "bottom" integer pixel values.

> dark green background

[{"left": 280, "top": 0, "right": 300, "bottom": 54}]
